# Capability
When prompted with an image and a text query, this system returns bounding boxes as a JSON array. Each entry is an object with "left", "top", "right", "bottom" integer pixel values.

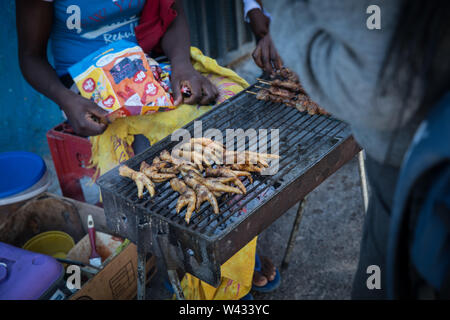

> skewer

[
  {"left": 246, "top": 90, "right": 257, "bottom": 95},
  {"left": 257, "top": 78, "right": 271, "bottom": 85}
]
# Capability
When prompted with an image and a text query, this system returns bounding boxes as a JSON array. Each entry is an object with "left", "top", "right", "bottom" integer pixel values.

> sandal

[{"left": 252, "top": 254, "right": 281, "bottom": 293}]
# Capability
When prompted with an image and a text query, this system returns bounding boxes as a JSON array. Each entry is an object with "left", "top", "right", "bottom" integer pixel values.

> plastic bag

[{"left": 69, "top": 40, "right": 175, "bottom": 122}]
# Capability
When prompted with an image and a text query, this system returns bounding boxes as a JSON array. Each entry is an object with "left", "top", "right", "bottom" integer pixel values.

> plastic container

[
  {"left": 0, "top": 152, "right": 50, "bottom": 206},
  {"left": 23, "top": 231, "right": 75, "bottom": 259},
  {"left": 46, "top": 122, "right": 95, "bottom": 202},
  {"left": 0, "top": 242, "right": 64, "bottom": 300}
]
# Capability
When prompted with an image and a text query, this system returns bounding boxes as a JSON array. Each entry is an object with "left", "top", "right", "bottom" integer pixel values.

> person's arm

[
  {"left": 244, "top": 0, "right": 283, "bottom": 74},
  {"left": 272, "top": 0, "right": 419, "bottom": 131},
  {"left": 160, "top": 0, "right": 218, "bottom": 106},
  {"left": 16, "top": 0, "right": 108, "bottom": 137}
]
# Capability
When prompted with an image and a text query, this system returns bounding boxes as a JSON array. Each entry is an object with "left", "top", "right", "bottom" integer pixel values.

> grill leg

[
  {"left": 281, "top": 198, "right": 307, "bottom": 270},
  {"left": 358, "top": 151, "right": 369, "bottom": 212},
  {"left": 137, "top": 222, "right": 148, "bottom": 300},
  {"left": 157, "top": 233, "right": 185, "bottom": 300},
  {"left": 137, "top": 244, "right": 147, "bottom": 300},
  {"left": 167, "top": 269, "right": 185, "bottom": 300}
]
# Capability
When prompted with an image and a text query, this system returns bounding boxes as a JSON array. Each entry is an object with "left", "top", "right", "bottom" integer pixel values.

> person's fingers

[
  {"left": 274, "top": 53, "right": 284, "bottom": 71},
  {"left": 77, "top": 114, "right": 107, "bottom": 136},
  {"left": 199, "top": 82, "right": 217, "bottom": 105},
  {"left": 210, "top": 80, "right": 219, "bottom": 97},
  {"left": 252, "top": 45, "right": 264, "bottom": 69},
  {"left": 184, "top": 79, "right": 202, "bottom": 105},
  {"left": 171, "top": 78, "right": 183, "bottom": 106},
  {"left": 86, "top": 102, "right": 110, "bottom": 125},
  {"left": 261, "top": 39, "right": 274, "bottom": 74},
  {"left": 87, "top": 103, "right": 108, "bottom": 118},
  {"left": 269, "top": 41, "right": 283, "bottom": 72}
]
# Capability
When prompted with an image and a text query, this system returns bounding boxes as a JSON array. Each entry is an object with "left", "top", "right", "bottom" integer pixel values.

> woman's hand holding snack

[
  {"left": 171, "top": 63, "right": 219, "bottom": 106},
  {"left": 59, "top": 90, "right": 109, "bottom": 137}
]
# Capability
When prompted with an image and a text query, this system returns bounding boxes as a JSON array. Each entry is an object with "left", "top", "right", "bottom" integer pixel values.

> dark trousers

[
  {"left": 132, "top": 134, "right": 151, "bottom": 154},
  {"left": 351, "top": 155, "right": 400, "bottom": 299}
]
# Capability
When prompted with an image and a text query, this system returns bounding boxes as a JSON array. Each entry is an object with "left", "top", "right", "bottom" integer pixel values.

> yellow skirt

[{"left": 90, "top": 47, "right": 256, "bottom": 300}]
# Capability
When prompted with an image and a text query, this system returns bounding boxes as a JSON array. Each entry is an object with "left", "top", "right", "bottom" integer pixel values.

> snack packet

[{"left": 69, "top": 40, "right": 175, "bottom": 121}]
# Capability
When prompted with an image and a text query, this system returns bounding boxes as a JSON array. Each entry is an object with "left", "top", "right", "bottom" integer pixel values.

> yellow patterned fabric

[
  {"left": 179, "top": 237, "right": 257, "bottom": 300},
  {"left": 90, "top": 47, "right": 255, "bottom": 300}
]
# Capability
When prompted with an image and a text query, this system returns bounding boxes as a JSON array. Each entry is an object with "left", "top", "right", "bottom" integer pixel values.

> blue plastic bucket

[{"left": 0, "top": 151, "right": 46, "bottom": 199}]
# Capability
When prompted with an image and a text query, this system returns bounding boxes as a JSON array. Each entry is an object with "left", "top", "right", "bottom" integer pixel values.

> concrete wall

[{"left": 0, "top": 1, "right": 64, "bottom": 156}]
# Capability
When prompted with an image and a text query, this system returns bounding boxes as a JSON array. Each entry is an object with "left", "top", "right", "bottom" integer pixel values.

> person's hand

[
  {"left": 252, "top": 34, "right": 283, "bottom": 75},
  {"left": 171, "top": 63, "right": 219, "bottom": 106},
  {"left": 59, "top": 91, "right": 109, "bottom": 137},
  {"left": 248, "top": 8, "right": 270, "bottom": 39}
]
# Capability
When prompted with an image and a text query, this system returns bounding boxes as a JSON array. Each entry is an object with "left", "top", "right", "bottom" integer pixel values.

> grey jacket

[{"left": 271, "top": 0, "right": 430, "bottom": 167}]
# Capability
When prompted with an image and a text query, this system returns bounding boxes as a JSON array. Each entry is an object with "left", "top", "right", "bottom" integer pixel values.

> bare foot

[{"left": 253, "top": 256, "right": 276, "bottom": 286}]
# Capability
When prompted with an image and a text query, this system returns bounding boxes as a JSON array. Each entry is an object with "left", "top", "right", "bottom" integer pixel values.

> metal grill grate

[
  {"left": 97, "top": 82, "right": 360, "bottom": 286},
  {"left": 99, "top": 82, "right": 350, "bottom": 236}
]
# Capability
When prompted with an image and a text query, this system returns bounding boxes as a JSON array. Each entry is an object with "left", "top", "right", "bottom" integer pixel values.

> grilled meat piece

[
  {"left": 195, "top": 184, "right": 220, "bottom": 214},
  {"left": 170, "top": 178, "right": 197, "bottom": 224},
  {"left": 160, "top": 149, "right": 201, "bottom": 170},
  {"left": 294, "top": 95, "right": 329, "bottom": 115},
  {"left": 205, "top": 167, "right": 253, "bottom": 180},
  {"left": 189, "top": 138, "right": 225, "bottom": 153},
  {"left": 186, "top": 170, "right": 243, "bottom": 195},
  {"left": 276, "top": 67, "right": 300, "bottom": 83},
  {"left": 257, "top": 89, "right": 295, "bottom": 106},
  {"left": 208, "top": 176, "right": 247, "bottom": 194},
  {"left": 257, "top": 88, "right": 329, "bottom": 115},
  {"left": 229, "top": 163, "right": 264, "bottom": 173},
  {"left": 267, "top": 86, "right": 296, "bottom": 100},
  {"left": 271, "top": 79, "right": 306, "bottom": 94},
  {"left": 179, "top": 139, "right": 224, "bottom": 166},
  {"left": 256, "top": 89, "right": 271, "bottom": 101},
  {"left": 172, "top": 148, "right": 204, "bottom": 170},
  {"left": 140, "top": 161, "right": 177, "bottom": 182},
  {"left": 150, "top": 156, "right": 180, "bottom": 174},
  {"left": 178, "top": 163, "right": 202, "bottom": 176},
  {"left": 119, "top": 165, "right": 155, "bottom": 199},
  {"left": 183, "top": 174, "right": 219, "bottom": 214},
  {"left": 223, "top": 150, "right": 271, "bottom": 168}
]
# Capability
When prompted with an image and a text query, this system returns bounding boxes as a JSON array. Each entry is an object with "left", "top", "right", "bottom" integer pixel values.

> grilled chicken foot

[
  {"left": 171, "top": 148, "right": 204, "bottom": 171},
  {"left": 205, "top": 167, "right": 253, "bottom": 182},
  {"left": 186, "top": 171, "right": 243, "bottom": 195},
  {"left": 178, "top": 163, "right": 202, "bottom": 176},
  {"left": 183, "top": 175, "right": 220, "bottom": 214},
  {"left": 205, "top": 167, "right": 251, "bottom": 192},
  {"left": 178, "top": 141, "right": 223, "bottom": 166},
  {"left": 119, "top": 165, "right": 156, "bottom": 199},
  {"left": 140, "top": 161, "right": 177, "bottom": 182},
  {"left": 170, "top": 178, "right": 197, "bottom": 224},
  {"left": 159, "top": 150, "right": 199, "bottom": 169},
  {"left": 229, "top": 163, "right": 264, "bottom": 173},
  {"left": 189, "top": 138, "right": 225, "bottom": 156}
]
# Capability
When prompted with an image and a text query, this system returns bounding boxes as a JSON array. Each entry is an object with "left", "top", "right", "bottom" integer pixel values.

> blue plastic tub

[{"left": 0, "top": 151, "right": 46, "bottom": 199}]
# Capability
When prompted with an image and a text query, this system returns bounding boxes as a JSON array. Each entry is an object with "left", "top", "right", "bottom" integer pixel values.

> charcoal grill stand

[{"left": 98, "top": 83, "right": 362, "bottom": 300}]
